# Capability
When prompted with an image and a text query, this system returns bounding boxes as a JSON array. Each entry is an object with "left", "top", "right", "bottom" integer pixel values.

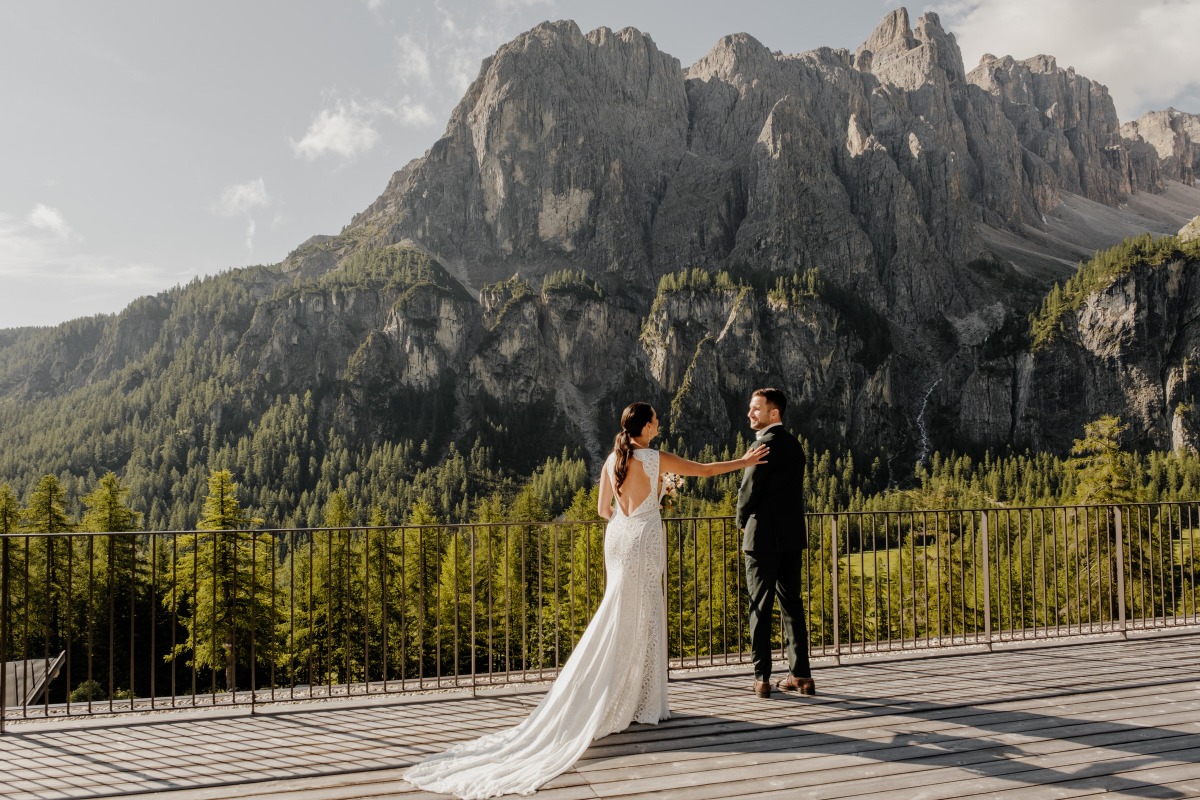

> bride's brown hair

[{"left": 612, "top": 402, "right": 655, "bottom": 492}]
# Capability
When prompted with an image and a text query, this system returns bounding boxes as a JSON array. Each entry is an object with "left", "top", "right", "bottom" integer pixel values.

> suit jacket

[{"left": 736, "top": 424, "right": 807, "bottom": 553}]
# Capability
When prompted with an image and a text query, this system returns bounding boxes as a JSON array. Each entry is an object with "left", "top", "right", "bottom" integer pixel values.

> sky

[{"left": 3, "top": 0, "right": 1198, "bottom": 330}]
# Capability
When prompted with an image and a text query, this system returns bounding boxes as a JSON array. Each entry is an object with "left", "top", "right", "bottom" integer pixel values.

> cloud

[
  {"left": 214, "top": 178, "right": 270, "bottom": 217},
  {"left": 433, "top": 9, "right": 512, "bottom": 94},
  {"left": 390, "top": 95, "right": 437, "bottom": 127},
  {"left": 292, "top": 96, "right": 437, "bottom": 162},
  {"left": 934, "top": 0, "right": 1200, "bottom": 121},
  {"left": 27, "top": 204, "right": 72, "bottom": 239},
  {"left": 0, "top": 209, "right": 178, "bottom": 329},
  {"left": 396, "top": 33, "right": 432, "bottom": 88},
  {"left": 291, "top": 102, "right": 382, "bottom": 161},
  {"left": 492, "top": 0, "right": 555, "bottom": 11},
  {"left": 293, "top": 0, "right": 552, "bottom": 168},
  {"left": 390, "top": 0, "right": 557, "bottom": 99},
  {"left": 212, "top": 179, "right": 270, "bottom": 254}
]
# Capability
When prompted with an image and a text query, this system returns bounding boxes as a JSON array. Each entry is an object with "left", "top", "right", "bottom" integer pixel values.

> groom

[{"left": 736, "top": 387, "right": 814, "bottom": 698}]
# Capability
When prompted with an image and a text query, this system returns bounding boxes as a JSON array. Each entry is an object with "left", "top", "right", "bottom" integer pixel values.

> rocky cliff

[
  {"left": 345, "top": 8, "right": 1200, "bottom": 461},
  {"left": 1122, "top": 108, "right": 1200, "bottom": 186},
  {"left": 3, "top": 7, "right": 1200, "bottom": 498},
  {"left": 955, "top": 234, "right": 1200, "bottom": 455}
]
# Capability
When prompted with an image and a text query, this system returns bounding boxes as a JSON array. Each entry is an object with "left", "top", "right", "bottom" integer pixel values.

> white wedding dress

[{"left": 403, "top": 449, "right": 669, "bottom": 799}]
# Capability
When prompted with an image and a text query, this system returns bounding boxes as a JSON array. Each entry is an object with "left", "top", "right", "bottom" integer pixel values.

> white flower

[{"left": 660, "top": 472, "right": 684, "bottom": 511}]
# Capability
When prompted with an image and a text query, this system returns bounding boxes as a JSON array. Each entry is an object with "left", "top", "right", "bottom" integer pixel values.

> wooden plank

[
  {"left": 864, "top": 745, "right": 1200, "bottom": 800},
  {"left": 578, "top": 720, "right": 1200, "bottom": 798},
  {"left": 576, "top": 713, "right": 1200, "bottom": 789},
  {"left": 1, "top": 633, "right": 1198, "bottom": 800},
  {"left": 572, "top": 690, "right": 1200, "bottom": 794},
  {"left": 576, "top": 689, "right": 1199, "bottom": 770},
  {"left": 131, "top": 766, "right": 600, "bottom": 800},
  {"left": 573, "top": 695, "right": 1200, "bottom": 796},
  {"left": 599, "top": 741, "right": 1200, "bottom": 800}
]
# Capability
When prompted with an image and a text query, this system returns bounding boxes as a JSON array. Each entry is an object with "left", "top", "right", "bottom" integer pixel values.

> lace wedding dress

[{"left": 403, "top": 449, "right": 669, "bottom": 799}]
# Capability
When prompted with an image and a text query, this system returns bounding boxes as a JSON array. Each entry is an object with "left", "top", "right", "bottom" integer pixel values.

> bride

[{"left": 404, "top": 402, "right": 768, "bottom": 798}]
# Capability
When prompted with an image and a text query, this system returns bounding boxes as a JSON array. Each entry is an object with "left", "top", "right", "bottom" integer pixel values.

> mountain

[{"left": 2, "top": 8, "right": 1199, "bottom": 527}]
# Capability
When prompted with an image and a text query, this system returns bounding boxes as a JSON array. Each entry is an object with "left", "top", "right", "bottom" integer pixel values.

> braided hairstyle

[{"left": 612, "top": 402, "right": 655, "bottom": 493}]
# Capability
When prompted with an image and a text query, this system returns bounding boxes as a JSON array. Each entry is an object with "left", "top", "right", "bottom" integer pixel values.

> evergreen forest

[{"left": 2, "top": 234, "right": 1200, "bottom": 704}]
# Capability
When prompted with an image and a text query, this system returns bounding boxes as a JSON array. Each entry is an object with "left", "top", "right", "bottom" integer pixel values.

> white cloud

[
  {"left": 243, "top": 218, "right": 257, "bottom": 253},
  {"left": 302, "top": 0, "right": 554, "bottom": 164},
  {"left": 291, "top": 102, "right": 382, "bottom": 161},
  {"left": 27, "top": 204, "right": 72, "bottom": 239},
  {"left": 493, "top": 0, "right": 554, "bottom": 9},
  {"left": 212, "top": 179, "right": 271, "bottom": 255},
  {"left": 396, "top": 33, "right": 433, "bottom": 87},
  {"left": 392, "top": 1, "right": 558, "bottom": 99},
  {"left": 214, "top": 178, "right": 270, "bottom": 217},
  {"left": 933, "top": 0, "right": 1200, "bottom": 121},
  {"left": 0, "top": 210, "right": 178, "bottom": 329},
  {"left": 390, "top": 95, "right": 437, "bottom": 127},
  {"left": 292, "top": 95, "right": 437, "bottom": 163}
]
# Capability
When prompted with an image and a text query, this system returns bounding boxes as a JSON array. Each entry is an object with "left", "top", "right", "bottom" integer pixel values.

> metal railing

[{"left": 2, "top": 501, "right": 1198, "bottom": 728}]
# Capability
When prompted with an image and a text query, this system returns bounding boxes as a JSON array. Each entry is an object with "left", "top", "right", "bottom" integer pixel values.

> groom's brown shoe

[
  {"left": 776, "top": 675, "right": 816, "bottom": 695},
  {"left": 753, "top": 680, "right": 772, "bottom": 698}
]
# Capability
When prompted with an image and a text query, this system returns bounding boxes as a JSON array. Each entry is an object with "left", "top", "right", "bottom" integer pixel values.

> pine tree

[
  {"left": 384, "top": 499, "right": 443, "bottom": 681},
  {"left": 163, "top": 470, "right": 273, "bottom": 692},
  {"left": 19, "top": 474, "right": 77, "bottom": 657},
  {"left": 1070, "top": 416, "right": 1134, "bottom": 505},
  {"left": 22, "top": 474, "right": 75, "bottom": 533},
  {"left": 300, "top": 488, "right": 367, "bottom": 684},
  {"left": 1065, "top": 417, "right": 1143, "bottom": 625},
  {"left": 81, "top": 472, "right": 142, "bottom": 533},
  {"left": 78, "top": 472, "right": 150, "bottom": 701},
  {"left": 0, "top": 483, "right": 19, "bottom": 534},
  {"left": 0, "top": 483, "right": 25, "bottom": 656}
]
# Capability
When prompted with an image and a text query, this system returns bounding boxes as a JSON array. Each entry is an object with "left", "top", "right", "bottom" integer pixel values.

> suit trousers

[{"left": 744, "top": 549, "right": 811, "bottom": 681}]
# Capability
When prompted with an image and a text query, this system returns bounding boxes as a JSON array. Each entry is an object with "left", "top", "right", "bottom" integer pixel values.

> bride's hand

[{"left": 742, "top": 443, "right": 769, "bottom": 466}]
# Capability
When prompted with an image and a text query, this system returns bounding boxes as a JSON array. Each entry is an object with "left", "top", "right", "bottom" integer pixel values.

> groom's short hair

[{"left": 752, "top": 387, "right": 787, "bottom": 416}]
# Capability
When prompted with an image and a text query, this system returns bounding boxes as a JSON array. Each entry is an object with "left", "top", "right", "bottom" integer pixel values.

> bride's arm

[
  {"left": 659, "top": 445, "right": 768, "bottom": 478},
  {"left": 597, "top": 462, "right": 615, "bottom": 520}
]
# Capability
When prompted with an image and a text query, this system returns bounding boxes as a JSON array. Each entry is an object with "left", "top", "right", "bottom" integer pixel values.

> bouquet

[{"left": 660, "top": 472, "right": 684, "bottom": 512}]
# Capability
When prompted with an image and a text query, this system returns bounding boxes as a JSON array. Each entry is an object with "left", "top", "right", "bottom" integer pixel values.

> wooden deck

[{"left": 2, "top": 632, "right": 1199, "bottom": 799}]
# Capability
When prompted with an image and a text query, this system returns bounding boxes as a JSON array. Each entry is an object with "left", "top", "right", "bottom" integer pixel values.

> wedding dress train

[{"left": 403, "top": 449, "right": 669, "bottom": 799}]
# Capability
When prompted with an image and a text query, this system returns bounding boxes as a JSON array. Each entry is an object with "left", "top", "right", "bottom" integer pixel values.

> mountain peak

[
  {"left": 855, "top": 7, "right": 964, "bottom": 85},
  {"left": 858, "top": 7, "right": 914, "bottom": 57},
  {"left": 688, "top": 31, "right": 773, "bottom": 81}
]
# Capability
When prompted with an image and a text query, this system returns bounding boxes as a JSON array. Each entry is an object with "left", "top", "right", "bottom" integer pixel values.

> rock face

[
  {"left": 3, "top": 7, "right": 1200, "bottom": 483},
  {"left": 967, "top": 53, "right": 1148, "bottom": 203},
  {"left": 343, "top": 8, "right": 1200, "bottom": 460},
  {"left": 356, "top": 10, "right": 1173, "bottom": 321},
  {"left": 1182, "top": 216, "right": 1200, "bottom": 244},
  {"left": 355, "top": 21, "right": 689, "bottom": 289},
  {"left": 1122, "top": 108, "right": 1200, "bottom": 186},
  {"left": 955, "top": 248, "right": 1200, "bottom": 454}
]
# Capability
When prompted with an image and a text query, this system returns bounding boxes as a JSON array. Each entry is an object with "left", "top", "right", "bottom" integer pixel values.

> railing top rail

[
  {"left": 809, "top": 500, "right": 1199, "bottom": 516},
  {"left": 4, "top": 498, "right": 1197, "bottom": 539},
  {"left": 0, "top": 519, "right": 610, "bottom": 538}
]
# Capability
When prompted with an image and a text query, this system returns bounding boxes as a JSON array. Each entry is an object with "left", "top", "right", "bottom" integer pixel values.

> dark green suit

[{"left": 737, "top": 424, "right": 811, "bottom": 681}]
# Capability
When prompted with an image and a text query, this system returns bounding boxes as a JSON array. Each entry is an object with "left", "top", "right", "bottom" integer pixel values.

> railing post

[
  {"left": 470, "top": 526, "right": 477, "bottom": 698},
  {"left": 250, "top": 531, "right": 257, "bottom": 715},
  {"left": 1, "top": 536, "right": 9, "bottom": 734},
  {"left": 981, "top": 512, "right": 992, "bottom": 650},
  {"left": 830, "top": 517, "right": 840, "bottom": 665},
  {"left": 1114, "top": 507, "right": 1127, "bottom": 637}
]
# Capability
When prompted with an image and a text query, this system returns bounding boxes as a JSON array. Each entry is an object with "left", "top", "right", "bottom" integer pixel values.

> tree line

[
  {"left": 7, "top": 414, "right": 1200, "bottom": 536},
  {"left": 4, "top": 414, "right": 1198, "bottom": 704}
]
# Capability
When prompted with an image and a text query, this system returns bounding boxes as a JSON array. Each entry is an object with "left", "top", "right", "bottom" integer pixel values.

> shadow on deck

[{"left": 2, "top": 632, "right": 1199, "bottom": 800}]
